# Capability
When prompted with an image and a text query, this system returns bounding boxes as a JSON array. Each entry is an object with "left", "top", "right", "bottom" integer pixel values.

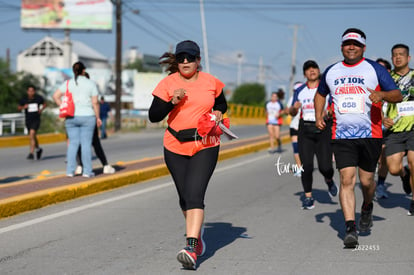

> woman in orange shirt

[{"left": 149, "top": 40, "right": 227, "bottom": 270}]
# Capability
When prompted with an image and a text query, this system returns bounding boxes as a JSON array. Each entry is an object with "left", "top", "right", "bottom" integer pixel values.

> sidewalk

[{"left": 0, "top": 132, "right": 291, "bottom": 219}]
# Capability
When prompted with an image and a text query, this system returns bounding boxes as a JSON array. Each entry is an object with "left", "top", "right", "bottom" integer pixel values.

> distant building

[
  {"left": 125, "top": 46, "right": 162, "bottom": 73},
  {"left": 17, "top": 36, "right": 110, "bottom": 76}
]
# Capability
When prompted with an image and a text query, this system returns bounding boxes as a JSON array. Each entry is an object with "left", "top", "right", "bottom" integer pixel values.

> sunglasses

[{"left": 176, "top": 53, "right": 198, "bottom": 63}]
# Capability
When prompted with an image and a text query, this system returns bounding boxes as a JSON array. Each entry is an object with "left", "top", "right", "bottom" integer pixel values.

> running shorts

[{"left": 331, "top": 138, "right": 382, "bottom": 172}]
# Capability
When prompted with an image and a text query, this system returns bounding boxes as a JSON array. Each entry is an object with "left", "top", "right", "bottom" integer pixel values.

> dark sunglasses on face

[{"left": 176, "top": 53, "right": 197, "bottom": 63}]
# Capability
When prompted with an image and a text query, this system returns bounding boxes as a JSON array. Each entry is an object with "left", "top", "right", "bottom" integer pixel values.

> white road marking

[{"left": 0, "top": 153, "right": 268, "bottom": 235}]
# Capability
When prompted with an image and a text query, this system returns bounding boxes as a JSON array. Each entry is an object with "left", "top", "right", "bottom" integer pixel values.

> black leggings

[
  {"left": 77, "top": 126, "right": 108, "bottom": 166},
  {"left": 298, "top": 120, "right": 334, "bottom": 193},
  {"left": 164, "top": 146, "right": 219, "bottom": 211}
]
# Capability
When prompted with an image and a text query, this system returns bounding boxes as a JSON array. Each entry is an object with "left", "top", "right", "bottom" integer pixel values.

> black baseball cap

[
  {"left": 303, "top": 60, "right": 319, "bottom": 74},
  {"left": 175, "top": 40, "right": 200, "bottom": 56}
]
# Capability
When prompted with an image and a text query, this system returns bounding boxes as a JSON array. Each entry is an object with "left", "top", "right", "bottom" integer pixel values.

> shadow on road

[
  {"left": 374, "top": 182, "right": 411, "bottom": 211},
  {"left": 39, "top": 154, "right": 66, "bottom": 161},
  {"left": 0, "top": 175, "right": 33, "bottom": 184},
  {"left": 294, "top": 188, "right": 339, "bottom": 206},
  {"left": 197, "top": 222, "right": 250, "bottom": 266},
  {"left": 315, "top": 209, "right": 386, "bottom": 240}
]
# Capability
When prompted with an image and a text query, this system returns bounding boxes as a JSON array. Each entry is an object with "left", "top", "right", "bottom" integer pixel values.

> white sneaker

[
  {"left": 103, "top": 165, "right": 115, "bottom": 174},
  {"left": 82, "top": 172, "right": 95, "bottom": 178},
  {"left": 293, "top": 170, "right": 302, "bottom": 177},
  {"left": 75, "top": 166, "right": 83, "bottom": 175}
]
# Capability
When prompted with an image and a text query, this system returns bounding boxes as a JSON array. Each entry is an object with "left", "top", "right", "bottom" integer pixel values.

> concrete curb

[
  {"left": 0, "top": 133, "right": 67, "bottom": 148},
  {"left": 0, "top": 134, "right": 291, "bottom": 219}
]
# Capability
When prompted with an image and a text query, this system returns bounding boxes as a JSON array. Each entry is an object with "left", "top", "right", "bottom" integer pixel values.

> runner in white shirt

[
  {"left": 290, "top": 60, "right": 337, "bottom": 210},
  {"left": 265, "top": 89, "right": 287, "bottom": 153},
  {"left": 314, "top": 28, "right": 402, "bottom": 248},
  {"left": 287, "top": 81, "right": 304, "bottom": 177}
]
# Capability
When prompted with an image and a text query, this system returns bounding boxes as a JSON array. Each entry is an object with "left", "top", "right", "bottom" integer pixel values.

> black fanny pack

[{"left": 167, "top": 126, "right": 203, "bottom": 142}]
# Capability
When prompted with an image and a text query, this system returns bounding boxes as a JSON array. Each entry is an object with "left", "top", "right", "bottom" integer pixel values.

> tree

[
  {"left": 124, "top": 57, "right": 162, "bottom": 73},
  {"left": 0, "top": 58, "right": 43, "bottom": 114},
  {"left": 124, "top": 58, "right": 145, "bottom": 72},
  {"left": 230, "top": 83, "right": 266, "bottom": 106}
]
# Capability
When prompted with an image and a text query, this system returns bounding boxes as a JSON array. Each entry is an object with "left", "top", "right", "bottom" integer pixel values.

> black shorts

[
  {"left": 26, "top": 119, "right": 40, "bottom": 131},
  {"left": 289, "top": 128, "right": 298, "bottom": 136},
  {"left": 384, "top": 131, "right": 414, "bottom": 156},
  {"left": 331, "top": 138, "right": 382, "bottom": 172}
]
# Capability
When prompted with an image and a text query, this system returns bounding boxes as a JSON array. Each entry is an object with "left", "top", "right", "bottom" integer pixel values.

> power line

[
  {"left": 0, "top": 17, "right": 19, "bottom": 26},
  {"left": 124, "top": 0, "right": 414, "bottom": 11},
  {"left": 124, "top": 15, "right": 172, "bottom": 45}
]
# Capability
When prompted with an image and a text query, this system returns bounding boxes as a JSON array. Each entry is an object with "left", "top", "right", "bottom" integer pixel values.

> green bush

[
  {"left": 230, "top": 83, "right": 266, "bottom": 106},
  {"left": 38, "top": 112, "right": 65, "bottom": 134}
]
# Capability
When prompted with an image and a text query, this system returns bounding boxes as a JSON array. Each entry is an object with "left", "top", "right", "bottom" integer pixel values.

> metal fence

[{"left": 0, "top": 113, "right": 27, "bottom": 136}]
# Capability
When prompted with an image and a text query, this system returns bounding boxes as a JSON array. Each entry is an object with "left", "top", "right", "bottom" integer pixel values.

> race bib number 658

[{"left": 338, "top": 95, "right": 364, "bottom": 114}]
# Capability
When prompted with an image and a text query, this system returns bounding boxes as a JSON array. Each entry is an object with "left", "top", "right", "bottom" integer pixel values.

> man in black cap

[
  {"left": 289, "top": 60, "right": 337, "bottom": 210},
  {"left": 314, "top": 28, "right": 402, "bottom": 248}
]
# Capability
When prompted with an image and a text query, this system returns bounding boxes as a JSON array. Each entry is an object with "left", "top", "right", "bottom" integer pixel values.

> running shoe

[
  {"left": 293, "top": 170, "right": 302, "bottom": 177},
  {"left": 375, "top": 184, "right": 388, "bottom": 199},
  {"left": 195, "top": 225, "right": 206, "bottom": 257},
  {"left": 402, "top": 166, "right": 411, "bottom": 195},
  {"left": 27, "top": 153, "right": 34, "bottom": 160},
  {"left": 103, "top": 165, "right": 116, "bottom": 174},
  {"left": 407, "top": 200, "right": 414, "bottom": 216},
  {"left": 343, "top": 224, "right": 358, "bottom": 248},
  {"left": 302, "top": 197, "right": 315, "bottom": 210},
  {"left": 36, "top": 148, "right": 43, "bottom": 160},
  {"left": 358, "top": 203, "right": 373, "bottom": 232},
  {"left": 327, "top": 180, "right": 338, "bottom": 197},
  {"left": 177, "top": 246, "right": 197, "bottom": 270}
]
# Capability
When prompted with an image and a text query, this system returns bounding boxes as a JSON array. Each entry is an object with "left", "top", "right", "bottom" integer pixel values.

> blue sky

[{"left": 1, "top": 0, "right": 414, "bottom": 99}]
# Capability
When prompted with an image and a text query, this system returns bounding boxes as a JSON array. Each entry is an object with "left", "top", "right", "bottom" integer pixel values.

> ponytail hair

[
  {"left": 159, "top": 52, "right": 178, "bottom": 75},
  {"left": 72, "top": 61, "right": 86, "bottom": 85}
]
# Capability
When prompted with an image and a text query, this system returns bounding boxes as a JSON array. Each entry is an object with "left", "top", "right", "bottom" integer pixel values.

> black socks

[{"left": 186, "top": 237, "right": 198, "bottom": 249}]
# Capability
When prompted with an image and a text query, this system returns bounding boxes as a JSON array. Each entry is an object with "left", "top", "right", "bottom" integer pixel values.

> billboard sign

[{"left": 21, "top": 0, "right": 113, "bottom": 31}]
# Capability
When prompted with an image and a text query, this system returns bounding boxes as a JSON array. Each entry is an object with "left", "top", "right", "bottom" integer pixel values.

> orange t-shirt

[{"left": 152, "top": 71, "right": 225, "bottom": 156}]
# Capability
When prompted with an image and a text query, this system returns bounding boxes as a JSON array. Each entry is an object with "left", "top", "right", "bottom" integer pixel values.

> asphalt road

[
  {"left": 0, "top": 125, "right": 268, "bottom": 181},
  {"left": 0, "top": 146, "right": 413, "bottom": 274}
]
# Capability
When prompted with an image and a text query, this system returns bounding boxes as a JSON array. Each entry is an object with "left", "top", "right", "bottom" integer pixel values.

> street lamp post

[
  {"left": 114, "top": 0, "right": 122, "bottom": 131},
  {"left": 237, "top": 52, "right": 243, "bottom": 86}
]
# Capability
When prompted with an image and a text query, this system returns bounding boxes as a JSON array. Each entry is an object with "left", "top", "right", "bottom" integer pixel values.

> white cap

[{"left": 342, "top": 32, "right": 366, "bottom": 46}]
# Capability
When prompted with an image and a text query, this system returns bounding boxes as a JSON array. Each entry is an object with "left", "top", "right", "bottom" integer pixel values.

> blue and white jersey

[
  {"left": 265, "top": 100, "right": 284, "bottom": 125},
  {"left": 318, "top": 58, "right": 398, "bottom": 139},
  {"left": 287, "top": 95, "right": 300, "bottom": 130},
  {"left": 291, "top": 83, "right": 327, "bottom": 122}
]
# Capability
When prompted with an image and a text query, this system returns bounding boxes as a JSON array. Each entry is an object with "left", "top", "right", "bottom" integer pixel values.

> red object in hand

[{"left": 197, "top": 112, "right": 230, "bottom": 137}]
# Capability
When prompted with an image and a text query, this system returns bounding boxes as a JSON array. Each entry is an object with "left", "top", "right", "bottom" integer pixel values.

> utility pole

[
  {"left": 237, "top": 53, "right": 243, "bottom": 86},
  {"left": 115, "top": 0, "right": 122, "bottom": 131},
  {"left": 63, "top": 29, "right": 72, "bottom": 68},
  {"left": 6, "top": 48, "right": 10, "bottom": 71},
  {"left": 200, "top": 0, "right": 210, "bottom": 73},
  {"left": 258, "top": 56, "right": 265, "bottom": 85},
  {"left": 288, "top": 25, "right": 299, "bottom": 100}
]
